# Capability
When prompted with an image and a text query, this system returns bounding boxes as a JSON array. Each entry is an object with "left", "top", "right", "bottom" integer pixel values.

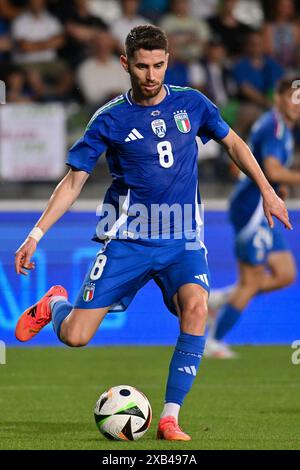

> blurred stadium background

[{"left": 1, "top": 0, "right": 300, "bottom": 347}]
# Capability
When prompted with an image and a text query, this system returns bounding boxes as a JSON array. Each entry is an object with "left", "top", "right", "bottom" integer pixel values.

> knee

[
  {"left": 181, "top": 297, "right": 208, "bottom": 325},
  {"left": 62, "top": 327, "right": 89, "bottom": 348},
  {"left": 278, "top": 269, "right": 296, "bottom": 288}
]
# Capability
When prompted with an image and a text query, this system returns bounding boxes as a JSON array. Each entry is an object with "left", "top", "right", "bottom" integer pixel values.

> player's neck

[
  {"left": 131, "top": 86, "right": 167, "bottom": 106},
  {"left": 275, "top": 106, "right": 294, "bottom": 129}
]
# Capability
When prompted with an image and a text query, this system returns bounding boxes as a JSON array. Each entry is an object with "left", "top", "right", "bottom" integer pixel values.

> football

[{"left": 94, "top": 385, "right": 152, "bottom": 441}]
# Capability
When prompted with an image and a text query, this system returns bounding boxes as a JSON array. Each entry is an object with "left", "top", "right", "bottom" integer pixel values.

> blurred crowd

[{"left": 1, "top": 0, "right": 300, "bottom": 184}]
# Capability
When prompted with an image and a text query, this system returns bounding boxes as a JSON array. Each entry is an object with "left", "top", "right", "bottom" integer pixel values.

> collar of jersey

[{"left": 125, "top": 84, "right": 171, "bottom": 108}]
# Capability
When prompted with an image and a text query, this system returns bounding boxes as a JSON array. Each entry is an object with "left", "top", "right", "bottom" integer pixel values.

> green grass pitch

[{"left": 1, "top": 346, "right": 300, "bottom": 450}]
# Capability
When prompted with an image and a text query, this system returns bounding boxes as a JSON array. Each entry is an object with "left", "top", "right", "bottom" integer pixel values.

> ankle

[{"left": 160, "top": 403, "right": 180, "bottom": 420}]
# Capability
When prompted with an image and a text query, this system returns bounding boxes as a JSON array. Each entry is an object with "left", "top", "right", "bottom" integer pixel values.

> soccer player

[
  {"left": 206, "top": 76, "right": 300, "bottom": 359},
  {"left": 14, "top": 25, "right": 291, "bottom": 440}
]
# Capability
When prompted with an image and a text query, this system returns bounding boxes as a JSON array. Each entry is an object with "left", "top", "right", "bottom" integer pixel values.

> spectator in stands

[
  {"left": 11, "top": 0, "right": 74, "bottom": 101},
  {"left": 64, "top": 0, "right": 109, "bottom": 68},
  {"left": 0, "top": 0, "right": 26, "bottom": 20},
  {"left": 262, "top": 0, "right": 300, "bottom": 68},
  {"left": 233, "top": 30, "right": 283, "bottom": 108},
  {"left": 11, "top": 0, "right": 64, "bottom": 65},
  {"left": 112, "top": 0, "right": 149, "bottom": 53},
  {"left": 86, "top": 0, "right": 121, "bottom": 26},
  {"left": 234, "top": 0, "right": 264, "bottom": 29},
  {"left": 164, "top": 35, "right": 204, "bottom": 90},
  {"left": 0, "top": 15, "right": 12, "bottom": 63},
  {"left": 76, "top": 30, "right": 129, "bottom": 108},
  {"left": 140, "top": 0, "right": 168, "bottom": 23},
  {"left": 208, "top": 0, "right": 252, "bottom": 58},
  {"left": 197, "top": 37, "right": 236, "bottom": 110},
  {"left": 189, "top": 0, "right": 218, "bottom": 20},
  {"left": 5, "top": 64, "right": 34, "bottom": 101},
  {"left": 159, "top": 0, "right": 210, "bottom": 63},
  {"left": 232, "top": 29, "right": 283, "bottom": 139}
]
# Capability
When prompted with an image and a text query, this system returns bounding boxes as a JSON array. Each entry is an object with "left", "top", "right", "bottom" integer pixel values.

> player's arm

[
  {"left": 263, "top": 156, "right": 300, "bottom": 185},
  {"left": 221, "top": 128, "right": 292, "bottom": 230},
  {"left": 15, "top": 169, "right": 89, "bottom": 275}
]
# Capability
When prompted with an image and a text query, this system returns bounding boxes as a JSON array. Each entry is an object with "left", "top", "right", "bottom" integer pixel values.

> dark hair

[
  {"left": 276, "top": 75, "right": 299, "bottom": 95},
  {"left": 125, "top": 25, "right": 168, "bottom": 59}
]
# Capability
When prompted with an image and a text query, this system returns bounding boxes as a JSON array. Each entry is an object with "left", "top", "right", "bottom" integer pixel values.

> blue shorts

[
  {"left": 74, "top": 238, "right": 210, "bottom": 315},
  {"left": 235, "top": 218, "right": 288, "bottom": 265}
]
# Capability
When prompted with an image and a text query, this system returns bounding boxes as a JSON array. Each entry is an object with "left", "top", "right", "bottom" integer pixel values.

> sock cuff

[
  {"left": 165, "top": 387, "right": 184, "bottom": 406},
  {"left": 50, "top": 297, "right": 69, "bottom": 311},
  {"left": 51, "top": 300, "right": 72, "bottom": 339},
  {"left": 176, "top": 332, "right": 205, "bottom": 355}
]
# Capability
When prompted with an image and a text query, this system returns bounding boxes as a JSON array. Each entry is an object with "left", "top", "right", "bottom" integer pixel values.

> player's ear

[
  {"left": 165, "top": 52, "right": 169, "bottom": 67},
  {"left": 120, "top": 55, "right": 129, "bottom": 73}
]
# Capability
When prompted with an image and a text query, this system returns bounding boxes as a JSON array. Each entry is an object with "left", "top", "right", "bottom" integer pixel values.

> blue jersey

[
  {"left": 230, "top": 109, "right": 294, "bottom": 232},
  {"left": 67, "top": 85, "right": 229, "bottom": 242}
]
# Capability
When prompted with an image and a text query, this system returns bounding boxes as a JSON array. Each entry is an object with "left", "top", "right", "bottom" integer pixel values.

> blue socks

[
  {"left": 165, "top": 332, "right": 205, "bottom": 406},
  {"left": 51, "top": 300, "right": 73, "bottom": 341},
  {"left": 213, "top": 303, "right": 241, "bottom": 341}
]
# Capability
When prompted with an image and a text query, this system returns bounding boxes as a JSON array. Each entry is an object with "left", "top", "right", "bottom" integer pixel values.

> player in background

[
  {"left": 206, "top": 76, "right": 300, "bottom": 359},
  {"left": 14, "top": 26, "right": 291, "bottom": 440}
]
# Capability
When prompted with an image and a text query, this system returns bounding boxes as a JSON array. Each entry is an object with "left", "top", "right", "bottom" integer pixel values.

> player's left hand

[{"left": 262, "top": 189, "right": 292, "bottom": 230}]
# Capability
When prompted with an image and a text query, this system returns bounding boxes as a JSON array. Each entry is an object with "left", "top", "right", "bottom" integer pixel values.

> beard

[
  {"left": 129, "top": 72, "right": 164, "bottom": 100},
  {"left": 141, "top": 81, "right": 163, "bottom": 98}
]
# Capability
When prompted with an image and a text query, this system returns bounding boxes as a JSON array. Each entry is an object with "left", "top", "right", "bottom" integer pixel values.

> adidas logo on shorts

[{"left": 194, "top": 274, "right": 209, "bottom": 286}]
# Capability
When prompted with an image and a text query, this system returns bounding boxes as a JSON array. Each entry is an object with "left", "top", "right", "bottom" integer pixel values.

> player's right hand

[
  {"left": 262, "top": 190, "right": 292, "bottom": 230},
  {"left": 15, "top": 238, "right": 37, "bottom": 275}
]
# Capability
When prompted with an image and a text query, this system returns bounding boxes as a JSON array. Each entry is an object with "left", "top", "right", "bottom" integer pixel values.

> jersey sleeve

[
  {"left": 197, "top": 92, "right": 230, "bottom": 144},
  {"left": 66, "top": 113, "right": 110, "bottom": 173}
]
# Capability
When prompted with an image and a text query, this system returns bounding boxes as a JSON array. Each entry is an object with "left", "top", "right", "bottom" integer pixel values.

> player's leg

[
  {"left": 155, "top": 241, "right": 210, "bottom": 440},
  {"left": 208, "top": 229, "right": 296, "bottom": 313},
  {"left": 207, "top": 234, "right": 296, "bottom": 354},
  {"left": 14, "top": 283, "right": 112, "bottom": 345},
  {"left": 175, "top": 283, "right": 208, "bottom": 333},
  {"left": 52, "top": 304, "right": 111, "bottom": 347},
  {"left": 157, "top": 284, "right": 208, "bottom": 441},
  {"left": 50, "top": 240, "right": 153, "bottom": 346},
  {"left": 206, "top": 261, "right": 264, "bottom": 357},
  {"left": 206, "top": 220, "right": 272, "bottom": 358},
  {"left": 260, "top": 223, "right": 295, "bottom": 291},
  {"left": 260, "top": 250, "right": 296, "bottom": 292},
  {"left": 15, "top": 239, "right": 151, "bottom": 344}
]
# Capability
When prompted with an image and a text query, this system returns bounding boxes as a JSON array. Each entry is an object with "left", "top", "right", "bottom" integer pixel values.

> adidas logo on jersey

[
  {"left": 125, "top": 128, "right": 144, "bottom": 142},
  {"left": 194, "top": 274, "right": 209, "bottom": 286},
  {"left": 178, "top": 366, "right": 197, "bottom": 376}
]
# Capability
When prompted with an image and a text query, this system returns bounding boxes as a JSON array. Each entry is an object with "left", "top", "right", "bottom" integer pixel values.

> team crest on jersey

[
  {"left": 151, "top": 119, "right": 166, "bottom": 138},
  {"left": 174, "top": 110, "right": 191, "bottom": 133},
  {"left": 83, "top": 283, "right": 95, "bottom": 302}
]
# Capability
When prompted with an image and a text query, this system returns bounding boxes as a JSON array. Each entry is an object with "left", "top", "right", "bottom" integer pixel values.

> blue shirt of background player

[
  {"left": 233, "top": 56, "right": 283, "bottom": 98},
  {"left": 66, "top": 85, "right": 230, "bottom": 241},
  {"left": 165, "top": 63, "right": 190, "bottom": 87},
  {"left": 230, "top": 109, "right": 294, "bottom": 231}
]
